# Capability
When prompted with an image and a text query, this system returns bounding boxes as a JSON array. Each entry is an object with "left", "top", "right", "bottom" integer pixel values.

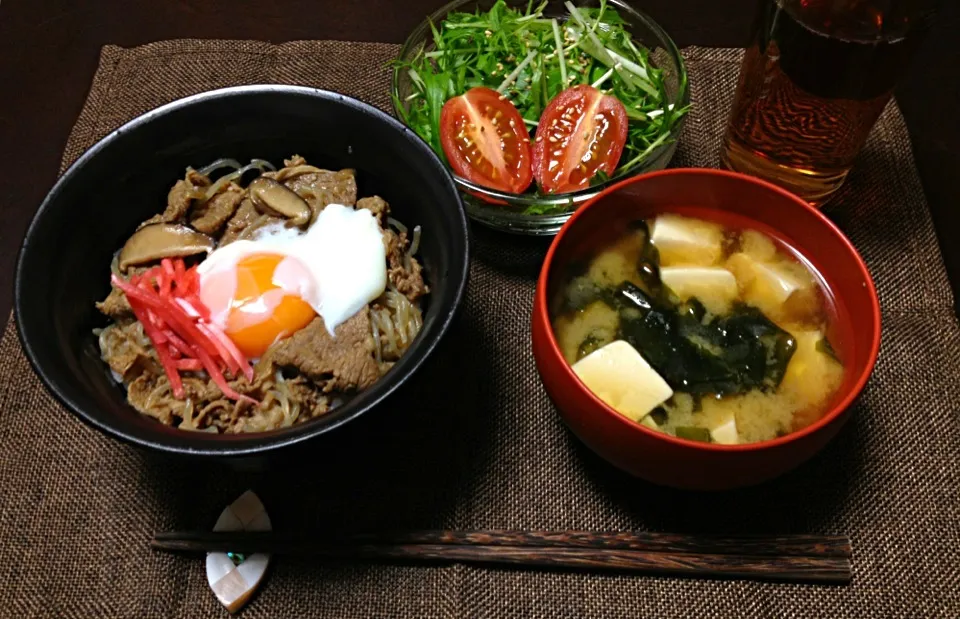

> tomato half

[
  {"left": 439, "top": 87, "right": 533, "bottom": 194},
  {"left": 532, "top": 85, "right": 629, "bottom": 194}
]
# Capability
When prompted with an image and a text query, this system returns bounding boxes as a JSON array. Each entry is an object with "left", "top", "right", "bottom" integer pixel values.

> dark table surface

[{"left": 1, "top": 0, "right": 957, "bottom": 319}]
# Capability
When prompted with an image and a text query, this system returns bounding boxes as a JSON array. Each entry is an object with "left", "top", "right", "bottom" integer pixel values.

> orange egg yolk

[{"left": 223, "top": 253, "right": 316, "bottom": 358}]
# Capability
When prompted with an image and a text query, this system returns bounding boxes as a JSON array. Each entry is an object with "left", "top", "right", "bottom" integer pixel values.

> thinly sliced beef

[
  {"left": 96, "top": 265, "right": 150, "bottom": 321},
  {"left": 162, "top": 180, "right": 196, "bottom": 223},
  {"left": 357, "top": 195, "right": 390, "bottom": 224},
  {"left": 389, "top": 258, "right": 428, "bottom": 302},
  {"left": 127, "top": 372, "right": 221, "bottom": 426},
  {"left": 237, "top": 156, "right": 357, "bottom": 222},
  {"left": 97, "top": 322, "right": 152, "bottom": 377},
  {"left": 282, "top": 155, "right": 308, "bottom": 168},
  {"left": 190, "top": 184, "right": 245, "bottom": 235},
  {"left": 141, "top": 169, "right": 210, "bottom": 227},
  {"left": 126, "top": 374, "right": 177, "bottom": 425},
  {"left": 383, "top": 229, "right": 429, "bottom": 302},
  {"left": 230, "top": 375, "right": 330, "bottom": 433},
  {"left": 97, "top": 287, "right": 133, "bottom": 320},
  {"left": 283, "top": 169, "right": 357, "bottom": 221},
  {"left": 219, "top": 197, "right": 283, "bottom": 245},
  {"left": 264, "top": 310, "right": 380, "bottom": 393}
]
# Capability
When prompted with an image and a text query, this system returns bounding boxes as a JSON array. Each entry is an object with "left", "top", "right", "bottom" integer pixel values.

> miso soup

[{"left": 550, "top": 213, "right": 845, "bottom": 445}]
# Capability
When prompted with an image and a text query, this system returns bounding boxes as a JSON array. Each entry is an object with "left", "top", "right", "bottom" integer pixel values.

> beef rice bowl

[{"left": 96, "top": 155, "right": 428, "bottom": 434}]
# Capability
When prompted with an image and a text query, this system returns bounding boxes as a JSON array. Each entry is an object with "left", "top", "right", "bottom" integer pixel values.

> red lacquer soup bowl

[{"left": 531, "top": 169, "right": 881, "bottom": 490}]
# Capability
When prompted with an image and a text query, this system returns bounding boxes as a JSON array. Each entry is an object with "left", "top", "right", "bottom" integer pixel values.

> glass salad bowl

[{"left": 392, "top": 0, "right": 689, "bottom": 235}]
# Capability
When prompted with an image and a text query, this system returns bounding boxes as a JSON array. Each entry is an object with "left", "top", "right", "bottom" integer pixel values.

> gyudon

[{"left": 96, "top": 156, "right": 428, "bottom": 433}]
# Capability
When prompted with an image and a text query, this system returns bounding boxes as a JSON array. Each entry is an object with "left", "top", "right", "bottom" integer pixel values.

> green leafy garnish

[
  {"left": 675, "top": 426, "right": 711, "bottom": 442},
  {"left": 523, "top": 200, "right": 576, "bottom": 216},
  {"left": 393, "top": 0, "right": 688, "bottom": 213},
  {"left": 816, "top": 336, "right": 840, "bottom": 362}
]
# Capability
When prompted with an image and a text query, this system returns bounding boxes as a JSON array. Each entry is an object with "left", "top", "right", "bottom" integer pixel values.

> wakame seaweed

[
  {"left": 634, "top": 221, "right": 664, "bottom": 298},
  {"left": 614, "top": 282, "right": 741, "bottom": 395},
  {"left": 721, "top": 306, "right": 797, "bottom": 390},
  {"left": 816, "top": 335, "right": 840, "bottom": 363},
  {"left": 649, "top": 407, "right": 669, "bottom": 425},
  {"left": 577, "top": 331, "right": 614, "bottom": 360},
  {"left": 558, "top": 274, "right": 611, "bottom": 313},
  {"left": 612, "top": 282, "right": 796, "bottom": 396}
]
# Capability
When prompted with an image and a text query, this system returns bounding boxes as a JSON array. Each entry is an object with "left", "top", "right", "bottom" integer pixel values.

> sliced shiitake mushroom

[
  {"left": 248, "top": 177, "right": 312, "bottom": 226},
  {"left": 117, "top": 223, "right": 215, "bottom": 271}
]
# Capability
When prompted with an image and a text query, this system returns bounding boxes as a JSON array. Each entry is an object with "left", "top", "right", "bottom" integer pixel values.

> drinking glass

[{"left": 720, "top": 0, "right": 937, "bottom": 205}]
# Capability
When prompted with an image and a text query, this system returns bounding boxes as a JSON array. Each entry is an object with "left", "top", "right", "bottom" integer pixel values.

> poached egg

[{"left": 196, "top": 204, "right": 386, "bottom": 357}]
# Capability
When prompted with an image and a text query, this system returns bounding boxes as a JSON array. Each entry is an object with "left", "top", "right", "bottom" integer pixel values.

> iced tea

[{"left": 721, "top": 0, "right": 935, "bottom": 205}]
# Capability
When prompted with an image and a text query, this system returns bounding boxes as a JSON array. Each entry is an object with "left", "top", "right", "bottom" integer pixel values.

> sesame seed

[{"left": 548, "top": 136, "right": 558, "bottom": 143}]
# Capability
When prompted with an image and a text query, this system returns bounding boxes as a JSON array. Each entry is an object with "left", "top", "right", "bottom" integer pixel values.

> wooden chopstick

[{"left": 152, "top": 530, "right": 851, "bottom": 584}]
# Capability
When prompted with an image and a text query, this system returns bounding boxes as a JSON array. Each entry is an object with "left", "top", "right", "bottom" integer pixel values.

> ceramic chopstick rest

[{"left": 205, "top": 490, "right": 271, "bottom": 613}]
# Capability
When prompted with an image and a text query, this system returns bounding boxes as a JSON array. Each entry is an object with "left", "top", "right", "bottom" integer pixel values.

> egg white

[{"left": 196, "top": 204, "right": 387, "bottom": 336}]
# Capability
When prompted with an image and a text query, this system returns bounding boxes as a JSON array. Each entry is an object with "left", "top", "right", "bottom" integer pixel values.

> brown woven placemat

[{"left": 1, "top": 40, "right": 958, "bottom": 618}]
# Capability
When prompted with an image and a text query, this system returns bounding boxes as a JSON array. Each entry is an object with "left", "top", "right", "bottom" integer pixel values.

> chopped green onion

[{"left": 675, "top": 426, "right": 712, "bottom": 442}]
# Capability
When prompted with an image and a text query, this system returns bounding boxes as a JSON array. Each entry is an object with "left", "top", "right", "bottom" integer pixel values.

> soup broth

[{"left": 551, "top": 213, "right": 844, "bottom": 445}]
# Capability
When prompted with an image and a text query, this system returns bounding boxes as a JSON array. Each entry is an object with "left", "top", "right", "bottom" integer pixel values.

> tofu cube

[
  {"left": 572, "top": 340, "right": 674, "bottom": 422},
  {"left": 650, "top": 214, "right": 724, "bottom": 267},
  {"left": 660, "top": 266, "right": 738, "bottom": 315},
  {"left": 710, "top": 416, "right": 739, "bottom": 445}
]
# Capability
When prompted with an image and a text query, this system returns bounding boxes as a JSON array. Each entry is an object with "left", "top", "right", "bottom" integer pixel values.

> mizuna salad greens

[{"left": 393, "top": 0, "right": 688, "bottom": 206}]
